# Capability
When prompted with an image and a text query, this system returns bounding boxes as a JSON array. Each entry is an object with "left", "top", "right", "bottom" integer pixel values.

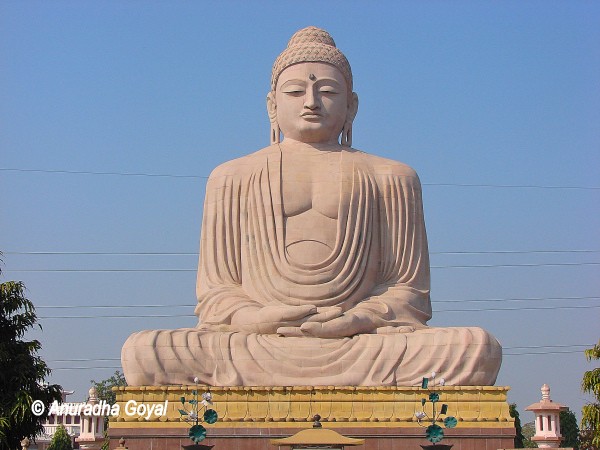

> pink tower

[{"left": 525, "top": 384, "right": 568, "bottom": 448}]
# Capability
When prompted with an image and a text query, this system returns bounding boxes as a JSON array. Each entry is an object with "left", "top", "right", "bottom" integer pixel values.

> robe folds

[{"left": 122, "top": 146, "right": 502, "bottom": 387}]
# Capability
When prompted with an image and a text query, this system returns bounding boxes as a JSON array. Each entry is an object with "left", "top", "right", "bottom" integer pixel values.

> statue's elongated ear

[
  {"left": 341, "top": 92, "right": 358, "bottom": 147},
  {"left": 266, "top": 92, "right": 280, "bottom": 144},
  {"left": 347, "top": 92, "right": 359, "bottom": 124},
  {"left": 266, "top": 92, "right": 277, "bottom": 123}
]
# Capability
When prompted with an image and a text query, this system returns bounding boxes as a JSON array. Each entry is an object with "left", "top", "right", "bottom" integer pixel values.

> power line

[
  {"left": 504, "top": 344, "right": 592, "bottom": 350},
  {"left": 36, "top": 304, "right": 600, "bottom": 319},
  {"left": 45, "top": 348, "right": 593, "bottom": 370},
  {"left": 49, "top": 358, "right": 120, "bottom": 362},
  {"left": 431, "top": 250, "right": 600, "bottom": 256},
  {"left": 8, "top": 262, "right": 600, "bottom": 272},
  {"left": 33, "top": 296, "right": 600, "bottom": 310},
  {"left": 45, "top": 345, "right": 593, "bottom": 363},
  {"left": 39, "top": 314, "right": 194, "bottom": 319},
  {"left": 37, "top": 304, "right": 195, "bottom": 309},
  {"left": 423, "top": 182, "right": 600, "bottom": 191},
  {"left": 8, "top": 269, "right": 197, "bottom": 272},
  {"left": 48, "top": 344, "right": 593, "bottom": 370},
  {"left": 51, "top": 366, "right": 123, "bottom": 371},
  {"left": 503, "top": 350, "right": 590, "bottom": 356},
  {"left": 5, "top": 249, "right": 600, "bottom": 256},
  {"left": 432, "top": 262, "right": 600, "bottom": 269},
  {"left": 0, "top": 168, "right": 204, "bottom": 179},
  {"left": 435, "top": 305, "right": 600, "bottom": 313},
  {"left": 4, "top": 251, "right": 199, "bottom": 256},
  {"left": 2, "top": 167, "right": 599, "bottom": 190},
  {"left": 433, "top": 296, "right": 600, "bottom": 304}
]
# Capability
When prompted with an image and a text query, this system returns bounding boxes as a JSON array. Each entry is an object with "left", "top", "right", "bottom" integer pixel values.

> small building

[
  {"left": 75, "top": 387, "right": 105, "bottom": 450},
  {"left": 35, "top": 390, "right": 80, "bottom": 450},
  {"left": 34, "top": 387, "right": 104, "bottom": 450},
  {"left": 525, "top": 384, "right": 568, "bottom": 449}
]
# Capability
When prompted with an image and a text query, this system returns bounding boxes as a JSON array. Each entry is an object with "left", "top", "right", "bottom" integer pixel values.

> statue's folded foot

[
  {"left": 121, "top": 328, "right": 226, "bottom": 386},
  {"left": 122, "top": 326, "right": 501, "bottom": 387}
]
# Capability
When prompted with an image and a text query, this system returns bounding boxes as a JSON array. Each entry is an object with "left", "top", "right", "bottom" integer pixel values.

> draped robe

[{"left": 122, "top": 146, "right": 502, "bottom": 386}]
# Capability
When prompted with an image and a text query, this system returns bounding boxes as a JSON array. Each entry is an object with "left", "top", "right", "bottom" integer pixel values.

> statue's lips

[{"left": 300, "top": 113, "right": 323, "bottom": 121}]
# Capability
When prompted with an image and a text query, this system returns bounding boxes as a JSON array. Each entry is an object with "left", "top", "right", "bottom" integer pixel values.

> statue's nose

[{"left": 304, "top": 89, "right": 319, "bottom": 109}]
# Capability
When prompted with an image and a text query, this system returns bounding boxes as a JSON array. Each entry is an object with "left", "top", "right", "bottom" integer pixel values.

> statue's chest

[{"left": 280, "top": 155, "right": 341, "bottom": 219}]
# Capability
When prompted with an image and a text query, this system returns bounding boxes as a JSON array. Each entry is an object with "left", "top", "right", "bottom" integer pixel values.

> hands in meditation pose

[{"left": 122, "top": 27, "right": 502, "bottom": 387}]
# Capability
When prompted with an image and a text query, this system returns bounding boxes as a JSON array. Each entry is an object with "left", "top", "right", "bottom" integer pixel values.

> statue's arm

[
  {"left": 194, "top": 165, "right": 249, "bottom": 328},
  {"left": 362, "top": 164, "right": 431, "bottom": 325},
  {"left": 195, "top": 163, "right": 317, "bottom": 334},
  {"left": 298, "top": 165, "right": 432, "bottom": 338}
]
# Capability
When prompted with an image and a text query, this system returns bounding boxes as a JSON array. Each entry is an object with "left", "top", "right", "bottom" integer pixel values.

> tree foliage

[
  {"left": 90, "top": 371, "right": 127, "bottom": 450},
  {"left": 0, "top": 278, "right": 62, "bottom": 450},
  {"left": 580, "top": 428, "right": 599, "bottom": 450},
  {"left": 47, "top": 425, "right": 72, "bottom": 450},
  {"left": 510, "top": 403, "right": 526, "bottom": 448},
  {"left": 521, "top": 421, "right": 537, "bottom": 448},
  {"left": 560, "top": 409, "right": 579, "bottom": 449},
  {"left": 91, "top": 370, "right": 126, "bottom": 406},
  {"left": 582, "top": 340, "right": 600, "bottom": 448}
]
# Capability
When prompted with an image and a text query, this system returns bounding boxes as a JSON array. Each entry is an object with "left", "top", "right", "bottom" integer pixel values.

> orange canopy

[{"left": 271, "top": 428, "right": 364, "bottom": 447}]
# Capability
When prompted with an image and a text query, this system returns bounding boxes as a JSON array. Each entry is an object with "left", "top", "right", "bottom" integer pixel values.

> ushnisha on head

[
  {"left": 267, "top": 26, "right": 359, "bottom": 146},
  {"left": 271, "top": 26, "right": 353, "bottom": 92}
]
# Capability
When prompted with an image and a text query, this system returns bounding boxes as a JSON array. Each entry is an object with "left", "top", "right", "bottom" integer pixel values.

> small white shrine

[
  {"left": 75, "top": 387, "right": 105, "bottom": 450},
  {"left": 35, "top": 387, "right": 105, "bottom": 450},
  {"left": 525, "top": 384, "right": 568, "bottom": 448}
]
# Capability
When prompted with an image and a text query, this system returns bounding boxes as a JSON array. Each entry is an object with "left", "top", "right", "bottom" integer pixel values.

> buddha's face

[{"left": 271, "top": 62, "right": 352, "bottom": 144}]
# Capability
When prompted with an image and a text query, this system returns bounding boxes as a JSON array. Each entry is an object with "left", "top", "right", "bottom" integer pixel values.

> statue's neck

[{"left": 279, "top": 139, "right": 344, "bottom": 154}]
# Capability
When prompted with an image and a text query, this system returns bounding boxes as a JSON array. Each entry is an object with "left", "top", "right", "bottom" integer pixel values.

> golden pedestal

[{"left": 108, "top": 385, "right": 516, "bottom": 450}]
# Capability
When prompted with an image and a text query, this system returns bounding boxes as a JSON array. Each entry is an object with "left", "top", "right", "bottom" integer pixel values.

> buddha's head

[{"left": 267, "top": 27, "right": 359, "bottom": 146}]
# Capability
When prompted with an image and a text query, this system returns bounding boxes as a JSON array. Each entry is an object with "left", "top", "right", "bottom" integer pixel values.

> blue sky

[{"left": 1, "top": 1, "right": 599, "bottom": 423}]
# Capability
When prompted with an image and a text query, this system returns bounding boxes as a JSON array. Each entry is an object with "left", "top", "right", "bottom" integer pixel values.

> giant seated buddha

[{"left": 122, "top": 27, "right": 502, "bottom": 387}]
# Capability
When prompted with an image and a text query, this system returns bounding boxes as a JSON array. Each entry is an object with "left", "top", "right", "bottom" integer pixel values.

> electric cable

[
  {"left": 2, "top": 167, "right": 599, "bottom": 190},
  {"left": 7, "top": 261, "right": 599, "bottom": 272}
]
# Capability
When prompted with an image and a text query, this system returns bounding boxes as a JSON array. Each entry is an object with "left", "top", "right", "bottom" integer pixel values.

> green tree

[
  {"left": 47, "top": 425, "right": 72, "bottom": 450},
  {"left": 510, "top": 403, "right": 526, "bottom": 448},
  {"left": 90, "top": 371, "right": 127, "bottom": 450},
  {"left": 0, "top": 276, "right": 62, "bottom": 450},
  {"left": 582, "top": 340, "right": 600, "bottom": 448},
  {"left": 522, "top": 421, "right": 537, "bottom": 447},
  {"left": 560, "top": 409, "right": 579, "bottom": 449},
  {"left": 579, "top": 428, "right": 599, "bottom": 450},
  {"left": 91, "top": 370, "right": 126, "bottom": 405}
]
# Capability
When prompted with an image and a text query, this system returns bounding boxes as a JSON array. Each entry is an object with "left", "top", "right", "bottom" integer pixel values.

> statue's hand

[
  {"left": 306, "top": 306, "right": 343, "bottom": 323},
  {"left": 297, "top": 312, "right": 377, "bottom": 338},
  {"left": 232, "top": 304, "right": 317, "bottom": 334},
  {"left": 376, "top": 325, "right": 416, "bottom": 334},
  {"left": 276, "top": 306, "right": 342, "bottom": 337}
]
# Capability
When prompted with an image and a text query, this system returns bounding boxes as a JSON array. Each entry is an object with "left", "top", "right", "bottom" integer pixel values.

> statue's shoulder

[
  {"left": 351, "top": 148, "right": 420, "bottom": 182},
  {"left": 208, "top": 145, "right": 277, "bottom": 181}
]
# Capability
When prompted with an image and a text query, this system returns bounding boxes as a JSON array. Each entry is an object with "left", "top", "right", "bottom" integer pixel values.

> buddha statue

[{"left": 122, "top": 26, "right": 502, "bottom": 387}]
